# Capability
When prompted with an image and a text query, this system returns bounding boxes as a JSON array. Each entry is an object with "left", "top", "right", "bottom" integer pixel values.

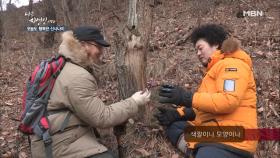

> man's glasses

[{"left": 87, "top": 42, "right": 102, "bottom": 49}]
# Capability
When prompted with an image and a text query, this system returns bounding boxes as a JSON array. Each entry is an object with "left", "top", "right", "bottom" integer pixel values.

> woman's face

[{"left": 195, "top": 39, "right": 218, "bottom": 67}]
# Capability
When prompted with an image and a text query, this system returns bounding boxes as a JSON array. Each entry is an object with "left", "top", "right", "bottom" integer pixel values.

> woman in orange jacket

[{"left": 155, "top": 24, "right": 257, "bottom": 158}]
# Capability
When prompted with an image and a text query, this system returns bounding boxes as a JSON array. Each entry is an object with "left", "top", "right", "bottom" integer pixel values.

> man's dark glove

[
  {"left": 154, "top": 107, "right": 196, "bottom": 126},
  {"left": 159, "top": 84, "right": 193, "bottom": 107}
]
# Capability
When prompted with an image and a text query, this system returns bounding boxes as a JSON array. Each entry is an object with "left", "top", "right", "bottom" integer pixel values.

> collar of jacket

[
  {"left": 206, "top": 49, "right": 253, "bottom": 71},
  {"left": 58, "top": 31, "right": 93, "bottom": 68},
  {"left": 206, "top": 50, "right": 224, "bottom": 71},
  {"left": 66, "top": 58, "right": 104, "bottom": 83},
  {"left": 88, "top": 63, "right": 103, "bottom": 84}
]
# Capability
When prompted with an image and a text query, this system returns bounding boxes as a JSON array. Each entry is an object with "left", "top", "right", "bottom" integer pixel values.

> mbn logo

[{"left": 243, "top": 10, "right": 264, "bottom": 17}]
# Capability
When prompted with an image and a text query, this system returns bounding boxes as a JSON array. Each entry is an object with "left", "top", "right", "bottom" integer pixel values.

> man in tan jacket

[{"left": 30, "top": 26, "right": 151, "bottom": 158}]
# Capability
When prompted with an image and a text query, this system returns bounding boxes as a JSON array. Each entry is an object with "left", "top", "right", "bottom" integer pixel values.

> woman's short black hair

[{"left": 190, "top": 24, "right": 229, "bottom": 49}]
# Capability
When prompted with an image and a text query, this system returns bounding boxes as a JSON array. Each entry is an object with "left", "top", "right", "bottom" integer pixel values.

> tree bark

[
  {"left": 112, "top": 1, "right": 153, "bottom": 157},
  {"left": 0, "top": 0, "right": 3, "bottom": 11},
  {"left": 43, "top": 0, "right": 56, "bottom": 48},
  {"left": 0, "top": 14, "right": 2, "bottom": 70},
  {"left": 28, "top": 0, "right": 33, "bottom": 12},
  {"left": 113, "top": 0, "right": 153, "bottom": 118},
  {"left": 62, "top": 0, "right": 72, "bottom": 29}
]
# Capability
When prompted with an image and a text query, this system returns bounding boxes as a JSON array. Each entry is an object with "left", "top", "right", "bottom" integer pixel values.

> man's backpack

[{"left": 19, "top": 55, "right": 67, "bottom": 158}]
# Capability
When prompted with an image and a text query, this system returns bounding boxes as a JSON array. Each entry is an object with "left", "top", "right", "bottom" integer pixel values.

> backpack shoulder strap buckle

[
  {"left": 42, "top": 130, "right": 53, "bottom": 158},
  {"left": 42, "top": 130, "right": 52, "bottom": 145}
]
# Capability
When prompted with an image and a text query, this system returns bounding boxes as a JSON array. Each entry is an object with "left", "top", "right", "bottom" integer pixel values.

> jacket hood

[
  {"left": 207, "top": 38, "right": 252, "bottom": 70},
  {"left": 224, "top": 49, "right": 253, "bottom": 68},
  {"left": 58, "top": 31, "right": 92, "bottom": 67}
]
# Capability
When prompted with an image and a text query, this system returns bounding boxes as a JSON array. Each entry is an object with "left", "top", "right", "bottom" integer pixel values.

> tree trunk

[
  {"left": 28, "top": 0, "right": 33, "bottom": 12},
  {"left": 112, "top": 1, "right": 153, "bottom": 157},
  {"left": 62, "top": 0, "right": 72, "bottom": 29},
  {"left": 113, "top": 0, "right": 153, "bottom": 118},
  {"left": 43, "top": 0, "right": 56, "bottom": 48},
  {"left": 0, "top": 0, "right": 3, "bottom": 11},
  {"left": 0, "top": 14, "right": 2, "bottom": 70}
]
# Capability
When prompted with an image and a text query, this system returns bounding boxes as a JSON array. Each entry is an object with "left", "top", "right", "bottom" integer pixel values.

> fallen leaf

[
  {"left": 257, "top": 107, "right": 264, "bottom": 113},
  {"left": 19, "top": 151, "right": 28, "bottom": 158},
  {"left": 7, "top": 138, "right": 15, "bottom": 143},
  {"left": 128, "top": 118, "right": 135, "bottom": 124},
  {"left": 1, "top": 131, "right": 10, "bottom": 136},
  {"left": 151, "top": 128, "right": 160, "bottom": 132},
  {"left": 171, "top": 154, "right": 179, "bottom": 158},
  {"left": 4, "top": 101, "right": 13, "bottom": 106},
  {"left": 270, "top": 91, "right": 278, "bottom": 97},
  {"left": 266, "top": 52, "right": 273, "bottom": 58},
  {"left": 255, "top": 51, "right": 264, "bottom": 56},
  {"left": 136, "top": 148, "right": 150, "bottom": 156}
]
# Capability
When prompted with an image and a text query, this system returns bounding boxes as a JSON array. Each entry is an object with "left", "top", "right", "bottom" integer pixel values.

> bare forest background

[{"left": 0, "top": 0, "right": 279, "bottom": 158}]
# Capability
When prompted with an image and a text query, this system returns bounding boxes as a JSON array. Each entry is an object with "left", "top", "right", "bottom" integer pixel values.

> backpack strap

[
  {"left": 48, "top": 109, "right": 72, "bottom": 132},
  {"left": 40, "top": 109, "right": 71, "bottom": 158},
  {"left": 40, "top": 59, "right": 66, "bottom": 158},
  {"left": 59, "top": 111, "right": 72, "bottom": 132},
  {"left": 42, "top": 130, "right": 53, "bottom": 158},
  {"left": 38, "top": 59, "right": 66, "bottom": 98},
  {"left": 48, "top": 109, "right": 101, "bottom": 138}
]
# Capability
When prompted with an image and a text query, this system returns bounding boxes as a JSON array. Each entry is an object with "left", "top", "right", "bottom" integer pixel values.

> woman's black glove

[
  {"left": 154, "top": 107, "right": 196, "bottom": 126},
  {"left": 155, "top": 107, "right": 181, "bottom": 126},
  {"left": 159, "top": 84, "right": 193, "bottom": 107}
]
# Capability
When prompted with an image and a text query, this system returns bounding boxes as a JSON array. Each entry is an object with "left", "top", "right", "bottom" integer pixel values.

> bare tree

[
  {"left": 114, "top": 0, "right": 153, "bottom": 117},
  {"left": 61, "top": 0, "right": 73, "bottom": 29},
  {"left": 0, "top": 14, "right": 2, "bottom": 71},
  {"left": 113, "top": 0, "right": 154, "bottom": 157},
  {"left": 0, "top": 1, "right": 3, "bottom": 70},
  {"left": 28, "top": 0, "right": 33, "bottom": 13},
  {"left": 6, "top": 0, "right": 17, "bottom": 11},
  {"left": 43, "top": 0, "right": 56, "bottom": 48},
  {"left": 0, "top": 0, "right": 3, "bottom": 11}
]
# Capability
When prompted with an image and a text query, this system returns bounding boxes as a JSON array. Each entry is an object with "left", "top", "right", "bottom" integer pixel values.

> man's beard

[
  {"left": 92, "top": 56, "right": 105, "bottom": 65},
  {"left": 88, "top": 52, "right": 104, "bottom": 65}
]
